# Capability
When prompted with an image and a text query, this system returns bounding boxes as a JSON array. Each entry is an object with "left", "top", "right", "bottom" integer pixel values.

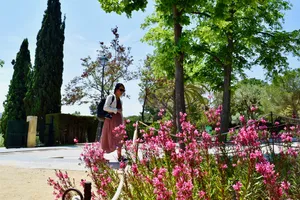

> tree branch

[
  {"left": 190, "top": 11, "right": 211, "bottom": 18},
  {"left": 258, "top": 31, "right": 275, "bottom": 37}
]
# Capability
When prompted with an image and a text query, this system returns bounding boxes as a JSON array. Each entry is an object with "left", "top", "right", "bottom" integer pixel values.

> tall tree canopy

[
  {"left": 25, "top": 0, "right": 65, "bottom": 119},
  {"left": 0, "top": 39, "right": 31, "bottom": 136},
  {"left": 140, "top": 0, "right": 300, "bottom": 137},
  {"left": 189, "top": 0, "right": 300, "bottom": 135},
  {"left": 98, "top": 0, "right": 206, "bottom": 132},
  {"left": 97, "top": 0, "right": 300, "bottom": 138}
]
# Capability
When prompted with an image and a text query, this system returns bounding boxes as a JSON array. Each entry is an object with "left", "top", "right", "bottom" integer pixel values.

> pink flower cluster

[
  {"left": 47, "top": 170, "right": 74, "bottom": 200},
  {"left": 80, "top": 142, "right": 107, "bottom": 168},
  {"left": 205, "top": 106, "right": 222, "bottom": 126},
  {"left": 113, "top": 124, "right": 127, "bottom": 143},
  {"left": 232, "top": 181, "right": 242, "bottom": 191},
  {"left": 151, "top": 167, "right": 173, "bottom": 200},
  {"left": 280, "top": 132, "right": 293, "bottom": 143},
  {"left": 255, "top": 161, "right": 283, "bottom": 197},
  {"left": 158, "top": 108, "right": 165, "bottom": 117},
  {"left": 48, "top": 107, "right": 300, "bottom": 199}
]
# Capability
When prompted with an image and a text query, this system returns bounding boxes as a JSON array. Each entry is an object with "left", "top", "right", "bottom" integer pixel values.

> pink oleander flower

[
  {"left": 234, "top": 124, "right": 260, "bottom": 147},
  {"left": 119, "top": 161, "right": 126, "bottom": 169},
  {"left": 280, "top": 132, "right": 293, "bottom": 143},
  {"left": 80, "top": 179, "right": 86, "bottom": 187},
  {"left": 152, "top": 167, "right": 172, "bottom": 200},
  {"left": 287, "top": 147, "right": 298, "bottom": 157},
  {"left": 233, "top": 181, "right": 242, "bottom": 191},
  {"left": 92, "top": 166, "right": 98, "bottom": 172},
  {"left": 73, "top": 138, "right": 78, "bottom": 143},
  {"left": 221, "top": 164, "right": 228, "bottom": 169},
  {"left": 280, "top": 181, "right": 290, "bottom": 191},
  {"left": 131, "top": 163, "right": 138, "bottom": 174},
  {"left": 275, "top": 121, "right": 280, "bottom": 126},
  {"left": 250, "top": 150, "right": 263, "bottom": 160},
  {"left": 63, "top": 172, "right": 69, "bottom": 179},
  {"left": 172, "top": 165, "right": 182, "bottom": 177},
  {"left": 260, "top": 118, "right": 267, "bottom": 124},
  {"left": 158, "top": 108, "right": 165, "bottom": 117},
  {"left": 255, "top": 161, "right": 282, "bottom": 199},
  {"left": 133, "top": 122, "right": 138, "bottom": 127},
  {"left": 198, "top": 190, "right": 206, "bottom": 199},
  {"left": 251, "top": 106, "right": 258, "bottom": 112},
  {"left": 239, "top": 115, "right": 245, "bottom": 123}
]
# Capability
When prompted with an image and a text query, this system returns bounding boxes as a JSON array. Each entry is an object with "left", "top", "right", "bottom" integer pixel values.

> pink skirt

[{"left": 100, "top": 113, "right": 123, "bottom": 153}]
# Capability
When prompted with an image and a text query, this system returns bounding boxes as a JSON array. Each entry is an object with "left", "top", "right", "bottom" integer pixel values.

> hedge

[{"left": 45, "top": 113, "right": 98, "bottom": 145}]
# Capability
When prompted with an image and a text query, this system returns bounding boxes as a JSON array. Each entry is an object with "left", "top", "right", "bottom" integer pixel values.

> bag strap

[{"left": 110, "top": 95, "right": 115, "bottom": 105}]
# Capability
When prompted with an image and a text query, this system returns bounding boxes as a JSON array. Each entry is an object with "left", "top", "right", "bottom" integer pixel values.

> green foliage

[
  {"left": 25, "top": 0, "right": 65, "bottom": 118},
  {"left": 0, "top": 59, "right": 4, "bottom": 68},
  {"left": 124, "top": 115, "right": 141, "bottom": 140},
  {"left": 138, "top": 56, "right": 208, "bottom": 126},
  {"left": 45, "top": 113, "right": 98, "bottom": 145},
  {"left": 97, "top": 0, "right": 300, "bottom": 134},
  {"left": 0, "top": 134, "right": 4, "bottom": 147},
  {"left": 230, "top": 78, "right": 268, "bottom": 122},
  {"left": 0, "top": 39, "right": 31, "bottom": 140},
  {"left": 262, "top": 68, "right": 300, "bottom": 117},
  {"left": 190, "top": 0, "right": 300, "bottom": 133},
  {"left": 98, "top": 0, "right": 148, "bottom": 17}
]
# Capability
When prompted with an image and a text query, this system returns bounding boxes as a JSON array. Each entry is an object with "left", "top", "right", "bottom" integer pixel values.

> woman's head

[{"left": 114, "top": 83, "right": 125, "bottom": 97}]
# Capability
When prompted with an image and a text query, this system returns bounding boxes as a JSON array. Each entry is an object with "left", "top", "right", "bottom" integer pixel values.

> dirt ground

[{"left": 0, "top": 165, "right": 90, "bottom": 200}]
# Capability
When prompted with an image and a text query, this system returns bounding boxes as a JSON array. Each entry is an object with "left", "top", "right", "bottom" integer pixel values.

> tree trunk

[
  {"left": 220, "top": 64, "right": 232, "bottom": 141},
  {"left": 220, "top": 3, "right": 235, "bottom": 142},
  {"left": 141, "top": 88, "right": 148, "bottom": 122},
  {"left": 173, "top": 5, "right": 185, "bottom": 149},
  {"left": 172, "top": 88, "right": 177, "bottom": 135}
]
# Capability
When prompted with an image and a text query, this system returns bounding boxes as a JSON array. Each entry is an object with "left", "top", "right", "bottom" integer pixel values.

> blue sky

[{"left": 0, "top": 0, "right": 299, "bottom": 117}]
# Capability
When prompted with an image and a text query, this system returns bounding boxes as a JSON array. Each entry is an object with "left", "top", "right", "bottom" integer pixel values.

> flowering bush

[{"left": 49, "top": 108, "right": 300, "bottom": 200}]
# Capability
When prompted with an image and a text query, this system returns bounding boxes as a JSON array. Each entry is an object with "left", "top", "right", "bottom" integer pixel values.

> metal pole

[
  {"left": 84, "top": 182, "right": 92, "bottom": 200},
  {"left": 101, "top": 62, "right": 104, "bottom": 99}
]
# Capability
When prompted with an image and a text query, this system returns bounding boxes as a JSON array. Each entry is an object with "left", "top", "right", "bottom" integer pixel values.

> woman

[{"left": 100, "top": 83, "right": 126, "bottom": 162}]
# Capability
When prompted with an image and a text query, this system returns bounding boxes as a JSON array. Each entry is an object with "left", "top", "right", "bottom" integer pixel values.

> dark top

[{"left": 116, "top": 98, "right": 122, "bottom": 109}]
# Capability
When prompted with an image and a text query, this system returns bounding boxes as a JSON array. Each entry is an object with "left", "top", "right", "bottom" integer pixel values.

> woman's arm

[{"left": 103, "top": 95, "right": 117, "bottom": 114}]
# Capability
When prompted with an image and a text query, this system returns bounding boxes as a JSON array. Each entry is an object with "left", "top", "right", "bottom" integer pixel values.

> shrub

[
  {"left": 45, "top": 113, "right": 98, "bottom": 145},
  {"left": 49, "top": 109, "right": 300, "bottom": 199}
]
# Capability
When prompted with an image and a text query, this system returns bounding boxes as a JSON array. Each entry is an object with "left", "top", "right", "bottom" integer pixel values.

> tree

[
  {"left": 262, "top": 68, "right": 300, "bottom": 118},
  {"left": 97, "top": 0, "right": 205, "bottom": 133},
  {"left": 231, "top": 78, "right": 267, "bottom": 122},
  {"left": 25, "top": 0, "right": 65, "bottom": 119},
  {"left": 0, "top": 39, "right": 31, "bottom": 137},
  {"left": 62, "top": 27, "right": 137, "bottom": 114},
  {"left": 189, "top": 0, "right": 300, "bottom": 138},
  {"left": 138, "top": 56, "right": 207, "bottom": 126}
]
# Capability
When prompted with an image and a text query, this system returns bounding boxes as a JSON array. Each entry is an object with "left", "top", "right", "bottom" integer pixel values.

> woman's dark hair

[{"left": 114, "top": 83, "right": 125, "bottom": 93}]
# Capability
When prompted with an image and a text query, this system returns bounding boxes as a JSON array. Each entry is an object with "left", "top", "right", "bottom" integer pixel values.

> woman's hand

[{"left": 117, "top": 109, "right": 122, "bottom": 114}]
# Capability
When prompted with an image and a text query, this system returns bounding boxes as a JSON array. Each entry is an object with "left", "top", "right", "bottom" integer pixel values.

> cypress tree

[
  {"left": 25, "top": 0, "right": 65, "bottom": 119},
  {"left": 0, "top": 39, "right": 31, "bottom": 137}
]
